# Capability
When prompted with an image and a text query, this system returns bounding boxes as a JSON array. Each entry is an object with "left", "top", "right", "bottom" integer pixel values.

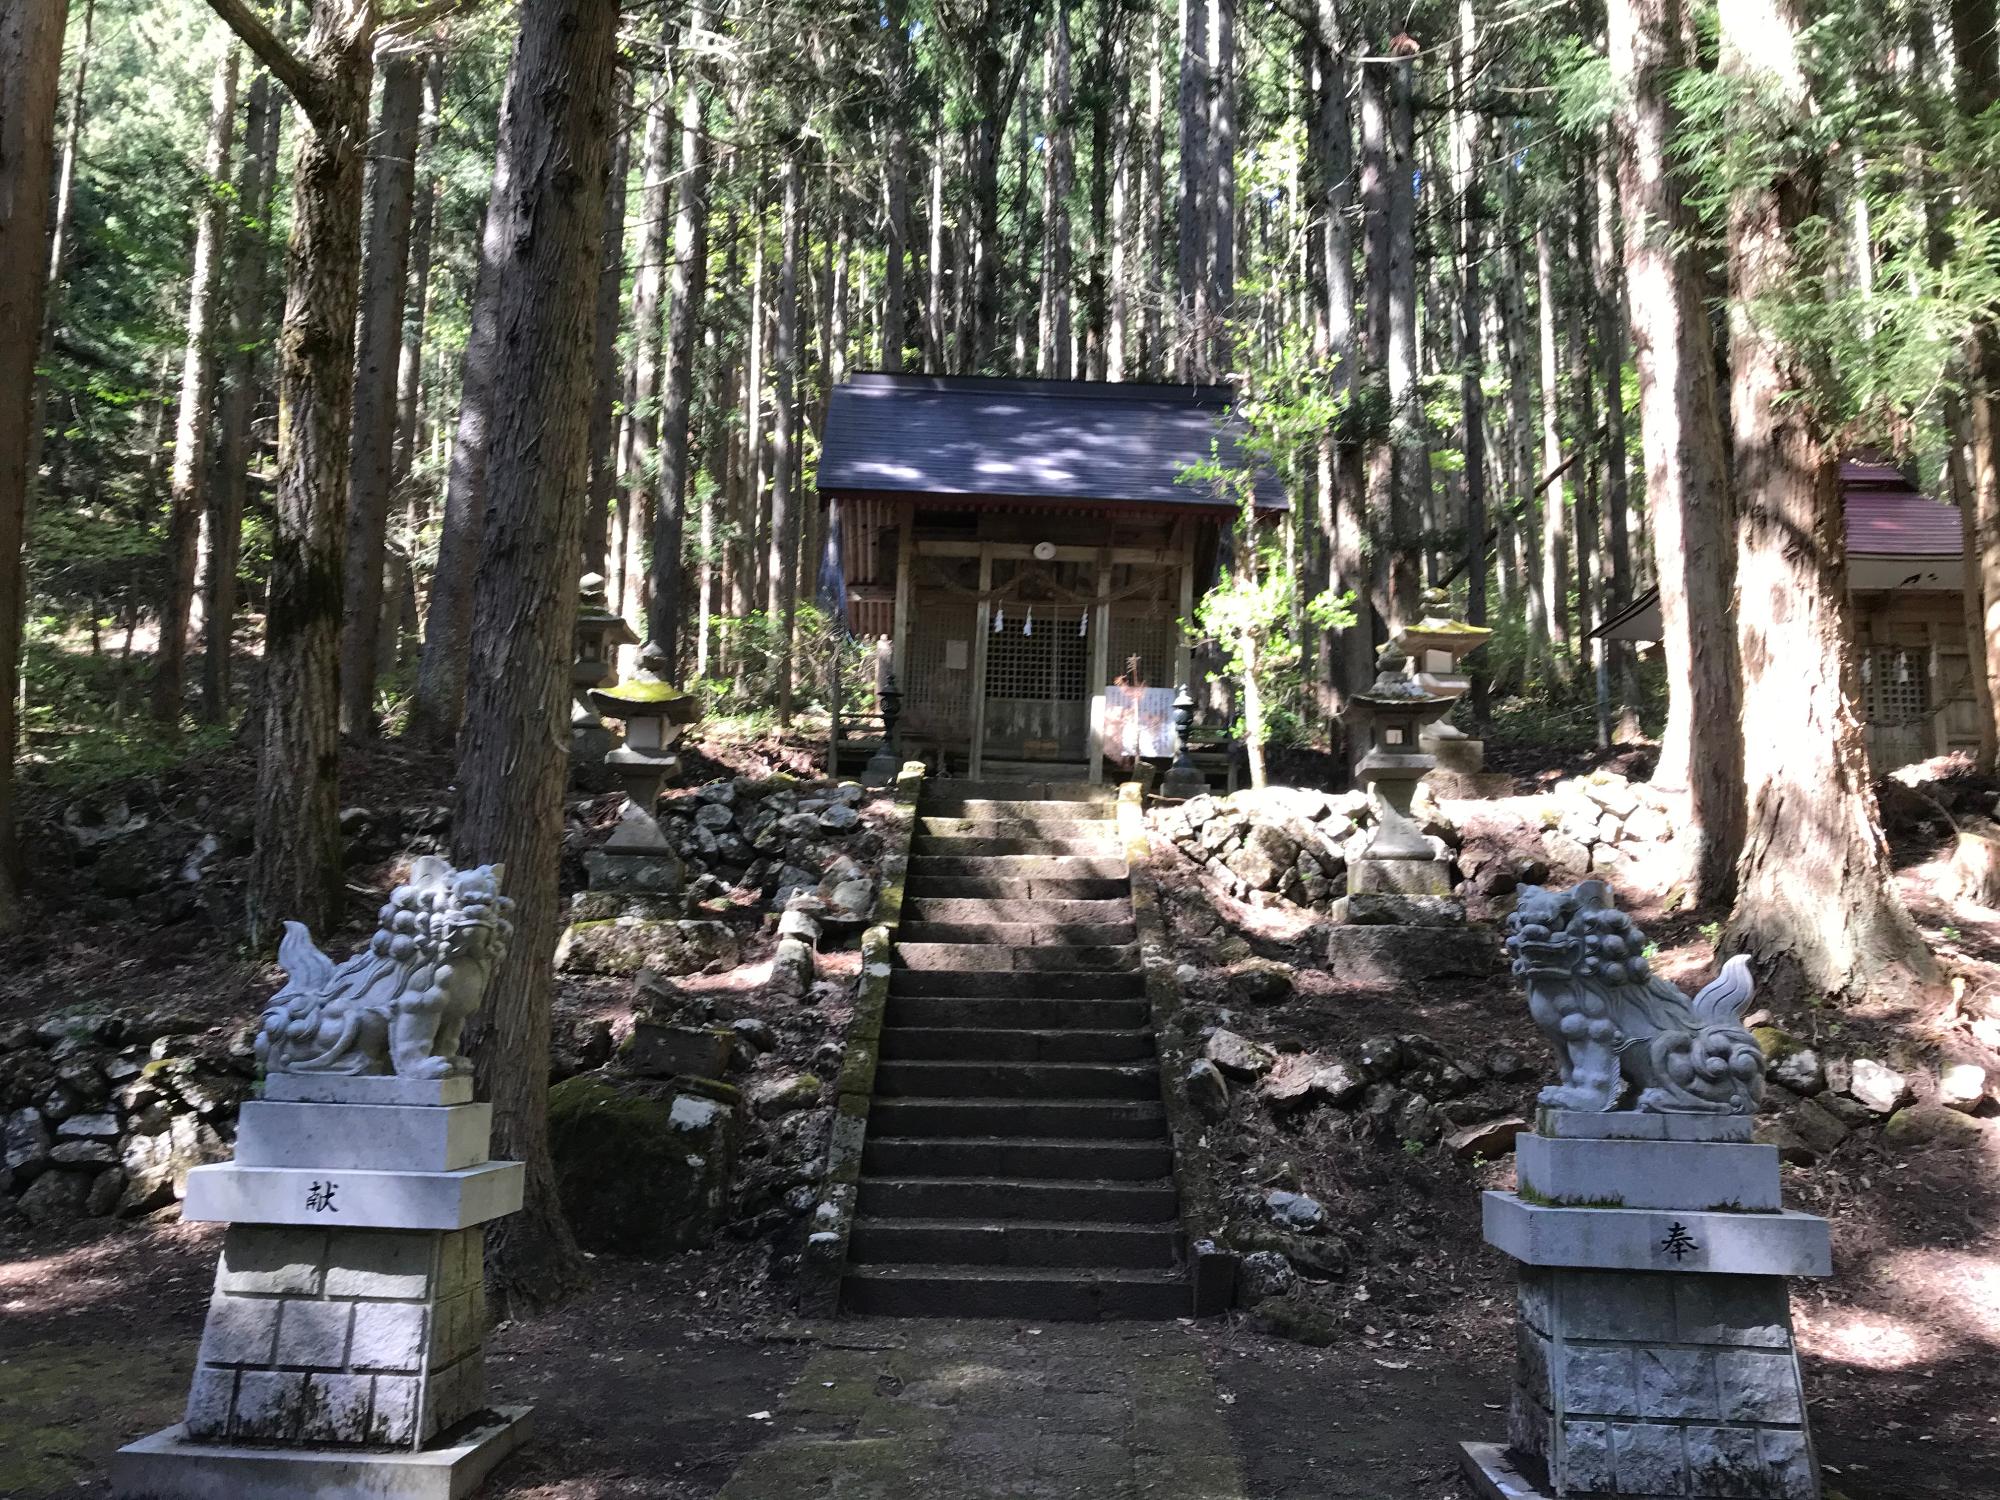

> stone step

[
  {"left": 857, "top": 1174, "right": 1178, "bottom": 1221},
  {"left": 841, "top": 1264, "right": 1189, "bottom": 1320},
  {"left": 903, "top": 897, "right": 1133, "bottom": 926},
  {"left": 919, "top": 817, "right": 1124, "bottom": 840},
  {"left": 849, "top": 1216, "right": 1179, "bottom": 1270},
  {"left": 861, "top": 1136, "right": 1174, "bottom": 1180},
  {"left": 886, "top": 994, "right": 1152, "bottom": 1030},
  {"left": 898, "top": 921, "right": 1139, "bottom": 948},
  {"left": 924, "top": 781, "right": 1118, "bottom": 805},
  {"left": 873, "top": 1059, "right": 1161, "bottom": 1100},
  {"left": 912, "top": 834, "right": 1121, "bottom": 857},
  {"left": 895, "top": 942, "right": 1138, "bottom": 973},
  {"left": 888, "top": 969, "right": 1147, "bottom": 999},
  {"left": 919, "top": 798, "right": 1117, "bottom": 821},
  {"left": 878, "top": 1026, "right": 1156, "bottom": 1065},
  {"left": 911, "top": 854, "right": 1129, "bottom": 880},
  {"left": 868, "top": 1097, "right": 1169, "bottom": 1139},
  {"left": 904, "top": 876, "right": 1132, "bottom": 901}
]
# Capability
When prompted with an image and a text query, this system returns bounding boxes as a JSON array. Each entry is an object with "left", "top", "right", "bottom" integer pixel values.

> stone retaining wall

[
  {"left": 799, "top": 763, "right": 922, "bottom": 1316},
  {"left": 1123, "top": 784, "right": 1238, "bottom": 1314}
]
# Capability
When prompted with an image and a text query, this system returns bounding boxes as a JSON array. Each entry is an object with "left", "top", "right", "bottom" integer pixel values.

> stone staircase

[{"left": 842, "top": 781, "right": 1189, "bottom": 1320}]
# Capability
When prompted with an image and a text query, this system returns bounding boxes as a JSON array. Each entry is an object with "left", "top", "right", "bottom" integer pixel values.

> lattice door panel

[
  {"left": 1858, "top": 645, "right": 1932, "bottom": 726},
  {"left": 1108, "top": 608, "right": 1179, "bottom": 693},
  {"left": 1859, "top": 644, "right": 1934, "bottom": 769},
  {"left": 902, "top": 593, "right": 975, "bottom": 739},
  {"left": 984, "top": 605, "right": 1089, "bottom": 759}
]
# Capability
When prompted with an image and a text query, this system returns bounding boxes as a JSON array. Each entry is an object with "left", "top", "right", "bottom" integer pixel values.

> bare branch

[
  {"left": 203, "top": 0, "right": 324, "bottom": 125},
  {"left": 379, "top": 0, "right": 485, "bottom": 40}
]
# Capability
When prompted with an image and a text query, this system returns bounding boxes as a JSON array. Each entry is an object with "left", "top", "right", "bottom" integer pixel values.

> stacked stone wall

[
  {"left": 183, "top": 1224, "right": 486, "bottom": 1449},
  {"left": 1510, "top": 1267, "right": 1815, "bottom": 1499}
]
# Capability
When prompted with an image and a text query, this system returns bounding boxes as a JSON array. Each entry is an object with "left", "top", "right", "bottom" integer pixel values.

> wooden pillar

[
  {"left": 969, "top": 542, "right": 993, "bottom": 779},
  {"left": 1173, "top": 532, "right": 1197, "bottom": 693},
  {"left": 1924, "top": 617, "right": 1945, "bottom": 756},
  {"left": 1087, "top": 547, "right": 1112, "bottom": 782},
  {"left": 891, "top": 499, "right": 914, "bottom": 681}
]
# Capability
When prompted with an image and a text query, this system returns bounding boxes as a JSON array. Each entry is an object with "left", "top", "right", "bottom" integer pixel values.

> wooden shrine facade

[{"left": 818, "top": 374, "right": 1286, "bottom": 782}]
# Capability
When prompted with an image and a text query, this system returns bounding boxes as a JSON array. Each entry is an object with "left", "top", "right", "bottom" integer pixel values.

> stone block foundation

[
  {"left": 183, "top": 1223, "right": 488, "bottom": 1448},
  {"left": 1504, "top": 1267, "right": 1817, "bottom": 1499}
]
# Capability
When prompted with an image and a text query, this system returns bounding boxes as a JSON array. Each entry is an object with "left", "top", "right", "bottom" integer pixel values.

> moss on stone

[
  {"left": 1516, "top": 1180, "right": 1625, "bottom": 1210},
  {"left": 0, "top": 1338, "right": 188, "bottom": 1496},
  {"left": 594, "top": 680, "right": 692, "bottom": 704},
  {"left": 836, "top": 1037, "right": 881, "bottom": 1098},
  {"left": 1245, "top": 1294, "right": 1343, "bottom": 1347},
  {"left": 1751, "top": 1025, "right": 1803, "bottom": 1062},
  {"left": 547, "top": 1075, "right": 739, "bottom": 1255}
]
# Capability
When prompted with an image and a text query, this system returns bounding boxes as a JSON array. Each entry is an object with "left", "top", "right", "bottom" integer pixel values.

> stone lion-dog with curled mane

[
  {"left": 1506, "top": 879, "right": 1765, "bottom": 1115},
  {"left": 256, "top": 858, "right": 514, "bottom": 1080}
]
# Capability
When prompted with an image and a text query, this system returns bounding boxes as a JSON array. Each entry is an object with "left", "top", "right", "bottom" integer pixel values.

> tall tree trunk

[
  {"left": 338, "top": 51, "right": 423, "bottom": 739},
  {"left": 1720, "top": 0, "right": 1938, "bottom": 1002},
  {"left": 26, "top": 0, "right": 91, "bottom": 499},
  {"left": 927, "top": 126, "right": 946, "bottom": 369},
  {"left": 881, "top": 0, "right": 910, "bottom": 372},
  {"left": 621, "top": 40, "right": 676, "bottom": 647},
  {"left": 1953, "top": 0, "right": 2000, "bottom": 773},
  {"left": 583, "top": 66, "right": 630, "bottom": 580},
  {"left": 1033, "top": 48, "right": 1053, "bottom": 375},
  {"left": 1084, "top": 3, "right": 1118, "bottom": 378},
  {"left": 378, "top": 48, "right": 444, "bottom": 680},
  {"left": 768, "top": 144, "right": 802, "bottom": 723},
  {"left": 202, "top": 60, "right": 281, "bottom": 724},
  {"left": 1382, "top": 45, "right": 1421, "bottom": 628},
  {"left": 452, "top": 0, "right": 618, "bottom": 1318},
  {"left": 1175, "top": 0, "right": 1209, "bottom": 377},
  {"left": 966, "top": 26, "right": 1023, "bottom": 373},
  {"left": 407, "top": 182, "right": 499, "bottom": 747},
  {"left": 649, "top": 3, "right": 710, "bottom": 675},
  {"left": 204, "top": 0, "right": 378, "bottom": 944},
  {"left": 1567, "top": 184, "right": 1603, "bottom": 741},
  {"left": 1359, "top": 57, "right": 1395, "bottom": 632},
  {"left": 1310, "top": 8, "right": 1369, "bottom": 742},
  {"left": 1141, "top": 14, "right": 1165, "bottom": 377},
  {"left": 153, "top": 47, "right": 239, "bottom": 724},
  {"left": 1593, "top": 131, "right": 1638, "bottom": 715},
  {"left": 1206, "top": 0, "right": 1234, "bottom": 377},
  {"left": 746, "top": 183, "right": 768, "bottom": 603},
  {"left": 0, "top": 0, "right": 71, "bottom": 932},
  {"left": 393, "top": 50, "right": 443, "bottom": 489},
  {"left": 1606, "top": 0, "right": 1743, "bottom": 905},
  {"left": 1534, "top": 224, "right": 1572, "bottom": 670},
  {"left": 1046, "top": 0, "right": 1074, "bottom": 379},
  {"left": 1455, "top": 3, "right": 1488, "bottom": 726},
  {"left": 1107, "top": 43, "right": 1130, "bottom": 380}
]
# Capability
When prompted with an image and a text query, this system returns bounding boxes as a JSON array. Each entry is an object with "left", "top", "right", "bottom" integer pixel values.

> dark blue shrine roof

[{"left": 817, "top": 373, "right": 1289, "bottom": 513}]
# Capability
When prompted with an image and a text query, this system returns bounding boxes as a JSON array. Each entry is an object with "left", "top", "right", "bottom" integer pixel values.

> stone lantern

[
  {"left": 571, "top": 573, "right": 639, "bottom": 769},
  {"left": 865, "top": 673, "right": 904, "bottom": 787},
  {"left": 585, "top": 644, "right": 701, "bottom": 891},
  {"left": 1344, "top": 643, "right": 1454, "bottom": 899},
  {"left": 1158, "top": 684, "right": 1208, "bottom": 800},
  {"left": 1394, "top": 586, "right": 1493, "bottom": 774}
]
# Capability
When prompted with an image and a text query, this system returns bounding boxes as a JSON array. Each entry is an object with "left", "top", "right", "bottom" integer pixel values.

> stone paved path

[{"left": 715, "top": 1319, "right": 1247, "bottom": 1499}]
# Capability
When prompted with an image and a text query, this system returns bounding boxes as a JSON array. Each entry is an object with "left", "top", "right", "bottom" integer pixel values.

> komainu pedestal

[
  {"left": 113, "top": 863, "right": 532, "bottom": 1500},
  {"left": 1461, "top": 883, "right": 1831, "bottom": 1500}
]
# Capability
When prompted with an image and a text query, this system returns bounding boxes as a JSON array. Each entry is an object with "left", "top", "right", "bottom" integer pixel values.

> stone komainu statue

[
  {"left": 256, "top": 858, "right": 514, "bottom": 1080},
  {"left": 1506, "top": 879, "right": 1765, "bottom": 1115}
]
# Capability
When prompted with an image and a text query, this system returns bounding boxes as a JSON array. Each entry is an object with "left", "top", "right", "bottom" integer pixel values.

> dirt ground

[
  {"left": 7, "top": 1206, "right": 1994, "bottom": 1499},
  {"left": 5, "top": 740, "right": 2000, "bottom": 1498}
]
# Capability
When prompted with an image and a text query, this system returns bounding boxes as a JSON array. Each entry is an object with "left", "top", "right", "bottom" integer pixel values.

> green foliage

[
  {"left": 1179, "top": 361, "right": 1357, "bottom": 765},
  {"left": 696, "top": 604, "right": 875, "bottom": 719},
  {"left": 1668, "top": 6, "right": 2000, "bottom": 442}
]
